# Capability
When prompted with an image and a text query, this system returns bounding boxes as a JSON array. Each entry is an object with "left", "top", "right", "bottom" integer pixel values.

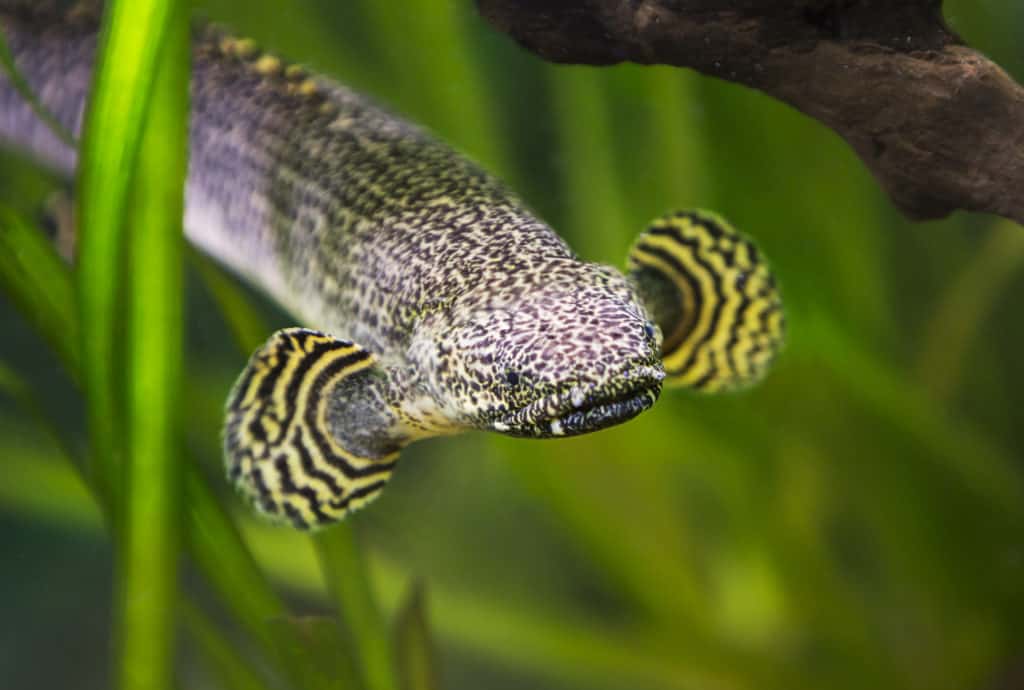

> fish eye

[
  {"left": 505, "top": 370, "right": 520, "bottom": 386},
  {"left": 643, "top": 321, "right": 657, "bottom": 340}
]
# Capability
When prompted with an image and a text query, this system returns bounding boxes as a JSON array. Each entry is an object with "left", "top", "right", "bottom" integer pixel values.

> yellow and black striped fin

[
  {"left": 627, "top": 210, "right": 785, "bottom": 392},
  {"left": 223, "top": 328, "right": 397, "bottom": 529}
]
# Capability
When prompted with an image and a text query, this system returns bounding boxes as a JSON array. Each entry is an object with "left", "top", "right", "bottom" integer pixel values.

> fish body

[{"left": 0, "top": 1, "right": 784, "bottom": 528}]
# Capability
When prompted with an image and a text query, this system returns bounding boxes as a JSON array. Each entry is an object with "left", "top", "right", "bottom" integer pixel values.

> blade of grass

[
  {"left": 181, "top": 600, "right": 275, "bottom": 690},
  {"left": 3, "top": 3, "right": 304, "bottom": 681},
  {"left": 195, "top": 249, "right": 396, "bottom": 690},
  {"left": 0, "top": 441, "right": 277, "bottom": 690},
  {"left": 76, "top": 0, "right": 180, "bottom": 510},
  {"left": 268, "top": 615, "right": 364, "bottom": 690},
  {"left": 191, "top": 250, "right": 271, "bottom": 354},
  {"left": 0, "top": 355, "right": 277, "bottom": 690},
  {"left": 803, "top": 313, "right": 1024, "bottom": 520},
  {"left": 0, "top": 29, "right": 394, "bottom": 673},
  {"left": 0, "top": 26, "right": 76, "bottom": 147},
  {"left": 0, "top": 355, "right": 290, "bottom": 688},
  {"left": 356, "top": 0, "right": 504, "bottom": 172},
  {"left": 315, "top": 528, "right": 398, "bottom": 690},
  {"left": 250, "top": 520, "right": 826, "bottom": 690},
  {"left": 0, "top": 203, "right": 293, "bottom": 683},
  {"left": 0, "top": 387, "right": 290, "bottom": 688},
  {"left": 195, "top": 247, "right": 393, "bottom": 689},
  {"left": 916, "top": 219, "right": 1024, "bottom": 403},
  {"left": 0, "top": 206, "right": 79, "bottom": 377},
  {"left": 394, "top": 583, "right": 440, "bottom": 690},
  {"left": 496, "top": 431, "right": 711, "bottom": 626},
  {"left": 0, "top": 357, "right": 88, "bottom": 484},
  {"left": 117, "top": 2, "right": 190, "bottom": 688},
  {"left": 607, "top": 66, "right": 709, "bottom": 221},
  {"left": 0, "top": 446, "right": 838, "bottom": 690},
  {"left": 548, "top": 66, "right": 631, "bottom": 263},
  {"left": 183, "top": 470, "right": 290, "bottom": 656},
  {"left": 0, "top": 443, "right": 103, "bottom": 531}
]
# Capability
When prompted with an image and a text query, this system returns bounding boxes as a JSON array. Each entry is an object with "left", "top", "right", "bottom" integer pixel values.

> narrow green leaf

[
  {"left": 116, "top": 1, "right": 190, "bottom": 688},
  {"left": 243, "top": 531, "right": 824, "bottom": 690},
  {"left": 0, "top": 357, "right": 87, "bottom": 483},
  {"left": 268, "top": 616, "right": 363, "bottom": 690},
  {"left": 0, "top": 447, "right": 104, "bottom": 532},
  {"left": 0, "top": 207, "right": 293, "bottom": 688},
  {"left": 548, "top": 68, "right": 630, "bottom": 263},
  {"left": 183, "top": 470, "right": 289, "bottom": 656},
  {"left": 806, "top": 315, "right": 1024, "bottom": 520},
  {"left": 315, "top": 528, "right": 397, "bottom": 690},
  {"left": 194, "top": 251, "right": 396, "bottom": 690},
  {"left": 394, "top": 583, "right": 439, "bottom": 690},
  {"left": 181, "top": 600, "right": 275, "bottom": 690},
  {"left": 356, "top": 0, "right": 504, "bottom": 173},
  {"left": 916, "top": 219, "right": 1024, "bottom": 403},
  {"left": 76, "top": 0, "right": 179, "bottom": 509},
  {"left": 0, "top": 444, "right": 831, "bottom": 690},
  {"left": 0, "top": 445, "right": 279, "bottom": 690},
  {"left": 0, "top": 26, "right": 75, "bottom": 147},
  {"left": 0, "top": 206, "right": 79, "bottom": 377},
  {"left": 191, "top": 250, "right": 271, "bottom": 354}
]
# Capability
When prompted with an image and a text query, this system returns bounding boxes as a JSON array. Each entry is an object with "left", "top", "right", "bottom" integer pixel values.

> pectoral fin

[
  {"left": 627, "top": 210, "right": 784, "bottom": 392},
  {"left": 224, "top": 328, "right": 401, "bottom": 529}
]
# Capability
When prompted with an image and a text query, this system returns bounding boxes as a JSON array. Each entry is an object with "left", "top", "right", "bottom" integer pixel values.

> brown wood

[{"left": 477, "top": 0, "right": 1024, "bottom": 224}]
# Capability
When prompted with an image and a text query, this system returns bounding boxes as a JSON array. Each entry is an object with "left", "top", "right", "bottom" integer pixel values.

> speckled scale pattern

[
  {"left": 0, "top": 1, "right": 784, "bottom": 526},
  {"left": 192, "top": 25, "right": 583, "bottom": 361}
]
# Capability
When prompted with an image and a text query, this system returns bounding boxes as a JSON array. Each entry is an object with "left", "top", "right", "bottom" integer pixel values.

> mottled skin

[
  {"left": 0, "top": 2, "right": 783, "bottom": 527},
  {"left": 0, "top": 3, "right": 663, "bottom": 437}
]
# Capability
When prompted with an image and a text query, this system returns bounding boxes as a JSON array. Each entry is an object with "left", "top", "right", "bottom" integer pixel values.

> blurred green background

[{"left": 2, "top": 1, "right": 1024, "bottom": 689}]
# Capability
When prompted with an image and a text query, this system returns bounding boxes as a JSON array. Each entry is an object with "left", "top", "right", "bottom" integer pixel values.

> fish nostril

[{"left": 505, "top": 370, "right": 520, "bottom": 386}]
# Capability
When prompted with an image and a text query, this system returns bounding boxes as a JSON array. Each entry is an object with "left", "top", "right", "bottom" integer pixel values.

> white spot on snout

[
  {"left": 550, "top": 419, "right": 565, "bottom": 436},
  {"left": 493, "top": 421, "right": 509, "bottom": 432}
]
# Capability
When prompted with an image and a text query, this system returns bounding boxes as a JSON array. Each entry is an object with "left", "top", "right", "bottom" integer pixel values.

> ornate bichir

[{"left": 0, "top": 1, "right": 785, "bottom": 529}]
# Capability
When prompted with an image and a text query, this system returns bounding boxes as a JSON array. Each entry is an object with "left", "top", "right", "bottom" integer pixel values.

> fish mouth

[{"left": 493, "top": 365, "right": 664, "bottom": 438}]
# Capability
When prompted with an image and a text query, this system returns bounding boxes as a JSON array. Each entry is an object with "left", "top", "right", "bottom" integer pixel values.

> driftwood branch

[{"left": 477, "top": 0, "right": 1024, "bottom": 225}]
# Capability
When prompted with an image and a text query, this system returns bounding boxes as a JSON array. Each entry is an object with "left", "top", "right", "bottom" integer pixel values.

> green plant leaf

[
  {"left": 0, "top": 206, "right": 79, "bottom": 377},
  {"left": 916, "top": 219, "right": 1024, "bottom": 403},
  {"left": 0, "top": 196, "right": 385, "bottom": 690},
  {"left": 76, "top": 0, "right": 181, "bottom": 510},
  {"left": 181, "top": 600, "right": 275, "bottom": 690},
  {"left": 0, "top": 202, "right": 293, "bottom": 689},
  {"left": 0, "top": 24, "right": 75, "bottom": 147},
  {"left": 316, "top": 528, "right": 398, "bottom": 690},
  {"left": 115, "top": 1, "right": 190, "bottom": 687},
  {"left": 394, "top": 582, "right": 439, "bottom": 690},
  {"left": 268, "top": 615, "right": 363, "bottom": 690},
  {"left": 192, "top": 250, "right": 271, "bottom": 354}
]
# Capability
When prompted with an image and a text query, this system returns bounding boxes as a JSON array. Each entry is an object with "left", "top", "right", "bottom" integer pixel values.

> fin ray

[
  {"left": 628, "top": 210, "right": 785, "bottom": 392},
  {"left": 224, "top": 327, "right": 397, "bottom": 529}
]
